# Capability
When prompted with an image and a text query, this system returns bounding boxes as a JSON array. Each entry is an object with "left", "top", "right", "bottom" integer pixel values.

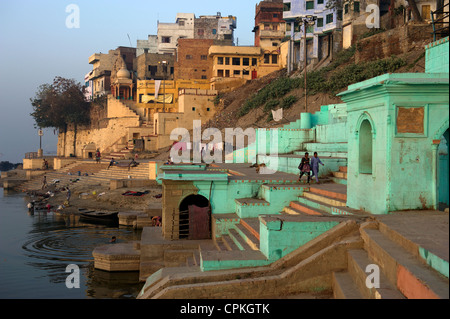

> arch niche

[{"left": 178, "top": 194, "right": 211, "bottom": 240}]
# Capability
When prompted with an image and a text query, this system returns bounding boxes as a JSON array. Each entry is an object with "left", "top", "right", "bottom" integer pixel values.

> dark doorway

[
  {"left": 178, "top": 194, "right": 210, "bottom": 239},
  {"left": 438, "top": 129, "right": 449, "bottom": 209}
]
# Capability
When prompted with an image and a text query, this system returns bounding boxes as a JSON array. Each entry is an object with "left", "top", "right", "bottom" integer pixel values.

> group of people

[{"left": 298, "top": 152, "right": 325, "bottom": 185}]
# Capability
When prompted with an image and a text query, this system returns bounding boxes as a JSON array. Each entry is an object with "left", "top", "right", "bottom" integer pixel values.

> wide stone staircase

[
  {"left": 137, "top": 171, "right": 448, "bottom": 299},
  {"left": 138, "top": 216, "right": 449, "bottom": 299},
  {"left": 18, "top": 160, "right": 151, "bottom": 192}
]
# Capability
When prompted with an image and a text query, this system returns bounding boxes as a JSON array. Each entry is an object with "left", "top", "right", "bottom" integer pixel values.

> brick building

[
  {"left": 135, "top": 52, "right": 175, "bottom": 81},
  {"left": 175, "top": 39, "right": 214, "bottom": 80},
  {"left": 253, "top": 0, "right": 285, "bottom": 48}
]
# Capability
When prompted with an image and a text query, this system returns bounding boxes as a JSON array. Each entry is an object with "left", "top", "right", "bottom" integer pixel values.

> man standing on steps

[
  {"left": 41, "top": 175, "right": 47, "bottom": 190},
  {"left": 310, "top": 152, "right": 325, "bottom": 184}
]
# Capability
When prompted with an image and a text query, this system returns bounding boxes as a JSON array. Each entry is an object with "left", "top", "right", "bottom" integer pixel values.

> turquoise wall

[
  {"left": 259, "top": 217, "right": 339, "bottom": 260},
  {"left": 340, "top": 72, "right": 449, "bottom": 214},
  {"left": 426, "top": 37, "right": 449, "bottom": 74}
]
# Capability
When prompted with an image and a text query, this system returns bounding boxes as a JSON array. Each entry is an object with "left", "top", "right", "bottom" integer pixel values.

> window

[
  {"left": 201, "top": 55, "right": 207, "bottom": 60},
  {"left": 264, "top": 54, "right": 270, "bottom": 64},
  {"left": 207, "top": 108, "right": 210, "bottom": 111},
  {"left": 243, "top": 58, "right": 250, "bottom": 66},
  {"left": 225, "top": 57, "right": 230, "bottom": 65},
  {"left": 170, "top": 67, "right": 174, "bottom": 75},
  {"left": 162, "top": 36, "right": 171, "bottom": 43},
  {"left": 283, "top": 2, "right": 291, "bottom": 11},
  {"left": 317, "top": 18, "right": 323, "bottom": 27},
  {"left": 306, "top": 1, "right": 314, "bottom": 10},
  {"left": 212, "top": 29, "right": 217, "bottom": 35},
  {"left": 234, "top": 70, "right": 241, "bottom": 75},
  {"left": 224, "top": 34, "right": 232, "bottom": 40},
  {"left": 264, "top": 24, "right": 270, "bottom": 30},
  {"left": 337, "top": 9, "right": 343, "bottom": 21},
  {"left": 344, "top": 3, "right": 349, "bottom": 14},
  {"left": 218, "top": 69, "right": 224, "bottom": 77},
  {"left": 326, "top": 13, "right": 333, "bottom": 24},
  {"left": 225, "top": 70, "right": 230, "bottom": 77},
  {"left": 202, "top": 75, "right": 207, "bottom": 79},
  {"left": 218, "top": 57, "right": 224, "bottom": 65},
  {"left": 198, "top": 29, "right": 204, "bottom": 36},
  {"left": 186, "top": 54, "right": 193, "bottom": 60},
  {"left": 192, "top": 107, "right": 196, "bottom": 111},
  {"left": 179, "top": 20, "right": 185, "bottom": 26},
  {"left": 273, "top": 14, "right": 278, "bottom": 18},
  {"left": 354, "top": 1, "right": 360, "bottom": 13},
  {"left": 252, "top": 58, "right": 258, "bottom": 66},
  {"left": 272, "top": 42, "right": 279, "bottom": 47},
  {"left": 317, "top": 0, "right": 324, "bottom": 4},
  {"left": 232, "top": 57, "right": 241, "bottom": 65},
  {"left": 422, "top": 5, "right": 431, "bottom": 19},
  {"left": 272, "top": 54, "right": 278, "bottom": 64},
  {"left": 306, "top": 25, "right": 314, "bottom": 33},
  {"left": 149, "top": 65, "right": 158, "bottom": 76},
  {"left": 243, "top": 70, "right": 250, "bottom": 75},
  {"left": 286, "top": 23, "right": 291, "bottom": 31}
]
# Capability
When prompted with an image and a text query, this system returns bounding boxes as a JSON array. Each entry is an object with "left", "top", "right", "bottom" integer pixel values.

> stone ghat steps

[
  {"left": 280, "top": 182, "right": 351, "bottom": 218},
  {"left": 332, "top": 223, "right": 449, "bottom": 299},
  {"left": 330, "top": 166, "right": 348, "bottom": 185},
  {"left": 19, "top": 161, "right": 150, "bottom": 192},
  {"left": 93, "top": 164, "right": 150, "bottom": 180},
  {"left": 18, "top": 161, "right": 111, "bottom": 191},
  {"left": 214, "top": 218, "right": 260, "bottom": 253},
  {"left": 137, "top": 220, "right": 362, "bottom": 299}
]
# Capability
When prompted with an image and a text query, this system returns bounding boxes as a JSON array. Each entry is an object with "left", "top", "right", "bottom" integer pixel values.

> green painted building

[{"left": 338, "top": 37, "right": 449, "bottom": 214}]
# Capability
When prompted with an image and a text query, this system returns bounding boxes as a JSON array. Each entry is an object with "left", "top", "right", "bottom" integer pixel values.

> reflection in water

[{"left": 0, "top": 190, "right": 143, "bottom": 299}]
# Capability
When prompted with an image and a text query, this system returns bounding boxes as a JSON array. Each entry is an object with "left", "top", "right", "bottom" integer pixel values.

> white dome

[{"left": 117, "top": 67, "right": 130, "bottom": 79}]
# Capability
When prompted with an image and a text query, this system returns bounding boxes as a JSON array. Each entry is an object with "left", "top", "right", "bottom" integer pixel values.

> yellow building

[
  {"left": 136, "top": 79, "right": 210, "bottom": 120},
  {"left": 208, "top": 45, "right": 283, "bottom": 92}
]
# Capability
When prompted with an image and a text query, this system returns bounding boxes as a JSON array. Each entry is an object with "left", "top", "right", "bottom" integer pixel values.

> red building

[{"left": 253, "top": 0, "right": 285, "bottom": 48}]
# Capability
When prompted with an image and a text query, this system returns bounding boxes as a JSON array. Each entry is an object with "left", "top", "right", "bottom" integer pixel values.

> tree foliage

[{"left": 30, "top": 76, "right": 90, "bottom": 131}]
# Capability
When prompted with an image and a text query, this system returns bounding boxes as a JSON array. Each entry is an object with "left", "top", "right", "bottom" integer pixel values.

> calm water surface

[{"left": 0, "top": 189, "right": 143, "bottom": 299}]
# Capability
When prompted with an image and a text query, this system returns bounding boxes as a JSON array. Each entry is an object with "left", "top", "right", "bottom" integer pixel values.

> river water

[{"left": 0, "top": 189, "right": 143, "bottom": 299}]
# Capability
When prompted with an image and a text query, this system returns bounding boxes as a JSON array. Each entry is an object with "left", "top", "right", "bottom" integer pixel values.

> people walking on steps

[
  {"left": 298, "top": 152, "right": 311, "bottom": 184},
  {"left": 107, "top": 158, "right": 115, "bottom": 170},
  {"left": 310, "top": 152, "right": 325, "bottom": 184}
]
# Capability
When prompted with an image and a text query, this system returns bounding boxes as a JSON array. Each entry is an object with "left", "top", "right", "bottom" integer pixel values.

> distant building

[
  {"left": 84, "top": 72, "right": 93, "bottom": 101},
  {"left": 136, "top": 35, "right": 158, "bottom": 57},
  {"left": 88, "top": 47, "right": 136, "bottom": 99},
  {"left": 283, "top": 0, "right": 342, "bottom": 72},
  {"left": 155, "top": 12, "right": 237, "bottom": 55},
  {"left": 175, "top": 39, "right": 214, "bottom": 80},
  {"left": 135, "top": 52, "right": 175, "bottom": 81},
  {"left": 209, "top": 45, "right": 283, "bottom": 92},
  {"left": 254, "top": 0, "right": 285, "bottom": 48}
]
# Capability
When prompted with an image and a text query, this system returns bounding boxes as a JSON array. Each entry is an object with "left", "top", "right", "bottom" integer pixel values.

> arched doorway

[
  {"left": 359, "top": 119, "right": 373, "bottom": 174},
  {"left": 438, "top": 129, "right": 449, "bottom": 210},
  {"left": 178, "top": 194, "right": 211, "bottom": 240}
]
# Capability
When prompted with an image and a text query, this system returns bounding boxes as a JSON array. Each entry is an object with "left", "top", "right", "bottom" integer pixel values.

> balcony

[
  {"left": 260, "top": 29, "right": 285, "bottom": 39},
  {"left": 89, "top": 53, "right": 102, "bottom": 64}
]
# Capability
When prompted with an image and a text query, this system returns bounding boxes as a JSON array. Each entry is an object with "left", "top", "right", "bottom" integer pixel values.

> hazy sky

[{"left": 0, "top": 0, "right": 257, "bottom": 163}]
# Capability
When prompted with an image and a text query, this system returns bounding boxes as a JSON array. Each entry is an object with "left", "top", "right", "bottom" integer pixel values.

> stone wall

[{"left": 355, "top": 24, "right": 433, "bottom": 63}]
